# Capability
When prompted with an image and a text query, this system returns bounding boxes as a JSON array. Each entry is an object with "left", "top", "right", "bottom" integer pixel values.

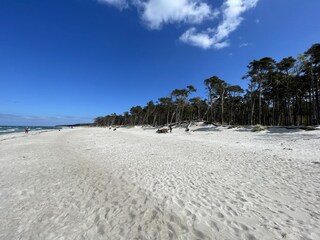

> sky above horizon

[{"left": 1, "top": 0, "right": 319, "bottom": 126}]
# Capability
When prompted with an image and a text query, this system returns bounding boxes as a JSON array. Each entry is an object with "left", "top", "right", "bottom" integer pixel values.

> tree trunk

[
  {"left": 221, "top": 90, "right": 225, "bottom": 124},
  {"left": 258, "top": 80, "right": 262, "bottom": 125}
]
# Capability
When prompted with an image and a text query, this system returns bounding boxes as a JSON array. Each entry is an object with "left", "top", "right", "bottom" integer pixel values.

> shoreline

[{"left": 0, "top": 127, "right": 319, "bottom": 239}]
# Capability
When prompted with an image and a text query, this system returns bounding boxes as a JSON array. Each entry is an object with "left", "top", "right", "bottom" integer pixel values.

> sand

[{"left": 0, "top": 126, "right": 320, "bottom": 240}]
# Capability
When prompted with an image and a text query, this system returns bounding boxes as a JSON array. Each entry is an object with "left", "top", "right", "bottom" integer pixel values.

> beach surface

[{"left": 0, "top": 126, "right": 320, "bottom": 240}]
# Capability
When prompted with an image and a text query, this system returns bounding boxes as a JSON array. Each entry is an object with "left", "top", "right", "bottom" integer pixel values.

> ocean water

[{"left": 0, "top": 126, "right": 61, "bottom": 135}]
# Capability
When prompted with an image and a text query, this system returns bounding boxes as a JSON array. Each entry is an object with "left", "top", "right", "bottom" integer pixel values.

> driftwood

[
  {"left": 156, "top": 128, "right": 169, "bottom": 134},
  {"left": 203, "top": 121, "right": 219, "bottom": 126},
  {"left": 185, "top": 121, "right": 192, "bottom": 132},
  {"left": 156, "top": 120, "right": 219, "bottom": 134}
]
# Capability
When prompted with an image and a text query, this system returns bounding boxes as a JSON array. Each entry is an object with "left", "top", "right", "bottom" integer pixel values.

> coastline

[
  {"left": 0, "top": 126, "right": 62, "bottom": 136},
  {"left": 0, "top": 126, "right": 319, "bottom": 239}
]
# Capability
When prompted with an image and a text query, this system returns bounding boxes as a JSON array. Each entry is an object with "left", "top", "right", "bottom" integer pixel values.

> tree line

[{"left": 95, "top": 43, "right": 320, "bottom": 127}]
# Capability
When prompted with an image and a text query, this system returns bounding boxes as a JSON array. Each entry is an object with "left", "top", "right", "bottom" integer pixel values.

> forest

[{"left": 95, "top": 43, "right": 320, "bottom": 127}]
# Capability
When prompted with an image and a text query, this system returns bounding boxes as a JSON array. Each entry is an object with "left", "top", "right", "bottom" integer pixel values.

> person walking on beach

[{"left": 25, "top": 127, "right": 29, "bottom": 134}]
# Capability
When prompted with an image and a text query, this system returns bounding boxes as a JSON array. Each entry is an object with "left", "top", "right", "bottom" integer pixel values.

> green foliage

[{"left": 95, "top": 43, "right": 320, "bottom": 127}]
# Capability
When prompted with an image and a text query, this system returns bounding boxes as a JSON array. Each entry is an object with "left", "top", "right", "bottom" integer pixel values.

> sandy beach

[{"left": 0, "top": 126, "right": 320, "bottom": 240}]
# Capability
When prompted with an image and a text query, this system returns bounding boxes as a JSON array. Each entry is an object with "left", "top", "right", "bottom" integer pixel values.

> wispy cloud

[
  {"left": 98, "top": 0, "right": 129, "bottom": 10},
  {"left": 239, "top": 42, "right": 250, "bottom": 47},
  {"left": 97, "top": 0, "right": 260, "bottom": 49}
]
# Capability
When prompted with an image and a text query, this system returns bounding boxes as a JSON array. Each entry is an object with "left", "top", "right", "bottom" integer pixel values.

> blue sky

[{"left": 0, "top": 0, "right": 319, "bottom": 126}]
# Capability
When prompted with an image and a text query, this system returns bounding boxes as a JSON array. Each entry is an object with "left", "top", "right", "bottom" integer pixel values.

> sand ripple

[{"left": 0, "top": 127, "right": 319, "bottom": 239}]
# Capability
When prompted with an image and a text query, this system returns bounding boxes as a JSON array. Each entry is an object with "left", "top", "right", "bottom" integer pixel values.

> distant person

[{"left": 25, "top": 127, "right": 29, "bottom": 134}]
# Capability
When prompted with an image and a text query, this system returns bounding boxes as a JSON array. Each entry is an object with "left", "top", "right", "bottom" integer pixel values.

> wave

[
  {"left": 0, "top": 129, "right": 16, "bottom": 133},
  {"left": 0, "top": 126, "right": 60, "bottom": 135}
]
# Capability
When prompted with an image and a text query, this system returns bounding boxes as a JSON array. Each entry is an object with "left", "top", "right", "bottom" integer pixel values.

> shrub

[{"left": 252, "top": 124, "right": 267, "bottom": 132}]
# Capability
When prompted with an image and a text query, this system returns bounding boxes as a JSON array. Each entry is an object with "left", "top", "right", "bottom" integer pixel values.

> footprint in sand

[
  {"left": 185, "top": 209, "right": 192, "bottom": 216},
  {"left": 208, "top": 220, "right": 219, "bottom": 232},
  {"left": 177, "top": 199, "right": 185, "bottom": 208},
  {"left": 216, "top": 212, "right": 224, "bottom": 219}
]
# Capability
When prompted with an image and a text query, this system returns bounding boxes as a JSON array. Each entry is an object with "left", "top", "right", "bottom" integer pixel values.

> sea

[{"left": 0, "top": 126, "right": 62, "bottom": 135}]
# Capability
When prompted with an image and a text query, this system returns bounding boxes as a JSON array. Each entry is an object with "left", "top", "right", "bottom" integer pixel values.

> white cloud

[
  {"left": 179, "top": 28, "right": 213, "bottom": 49},
  {"left": 180, "top": 27, "right": 229, "bottom": 49},
  {"left": 134, "top": 0, "right": 217, "bottom": 29},
  {"left": 240, "top": 42, "right": 250, "bottom": 47},
  {"left": 98, "top": 0, "right": 260, "bottom": 49},
  {"left": 98, "top": 0, "right": 129, "bottom": 9},
  {"left": 180, "top": 0, "right": 259, "bottom": 49}
]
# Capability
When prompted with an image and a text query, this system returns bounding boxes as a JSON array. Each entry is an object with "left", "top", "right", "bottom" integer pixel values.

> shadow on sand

[{"left": 192, "top": 127, "right": 221, "bottom": 132}]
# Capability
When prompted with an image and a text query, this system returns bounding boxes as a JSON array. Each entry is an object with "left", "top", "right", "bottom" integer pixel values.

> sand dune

[{"left": 0, "top": 126, "right": 320, "bottom": 239}]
